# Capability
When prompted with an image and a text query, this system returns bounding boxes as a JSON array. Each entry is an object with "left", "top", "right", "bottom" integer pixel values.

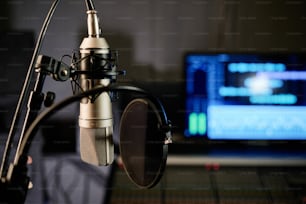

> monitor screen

[{"left": 185, "top": 53, "right": 306, "bottom": 140}]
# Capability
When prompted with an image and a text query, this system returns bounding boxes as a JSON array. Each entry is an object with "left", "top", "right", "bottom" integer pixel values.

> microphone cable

[
  {"left": 85, "top": 0, "right": 95, "bottom": 10},
  {"left": 15, "top": 85, "right": 170, "bottom": 168}
]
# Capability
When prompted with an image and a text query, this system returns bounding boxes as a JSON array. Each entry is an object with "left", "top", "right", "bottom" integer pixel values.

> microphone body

[{"left": 78, "top": 10, "right": 114, "bottom": 166}]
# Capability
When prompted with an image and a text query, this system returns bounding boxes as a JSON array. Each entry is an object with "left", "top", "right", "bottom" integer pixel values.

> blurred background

[{"left": 1, "top": 0, "right": 306, "bottom": 203}]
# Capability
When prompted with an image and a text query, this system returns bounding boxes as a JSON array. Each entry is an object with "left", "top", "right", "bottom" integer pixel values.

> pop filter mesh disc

[{"left": 119, "top": 98, "right": 168, "bottom": 188}]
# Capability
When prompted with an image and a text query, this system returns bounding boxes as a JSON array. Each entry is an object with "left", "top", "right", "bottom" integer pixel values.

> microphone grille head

[{"left": 80, "top": 127, "right": 114, "bottom": 166}]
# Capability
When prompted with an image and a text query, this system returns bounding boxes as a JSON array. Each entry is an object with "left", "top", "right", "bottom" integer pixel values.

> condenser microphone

[{"left": 78, "top": 8, "right": 114, "bottom": 166}]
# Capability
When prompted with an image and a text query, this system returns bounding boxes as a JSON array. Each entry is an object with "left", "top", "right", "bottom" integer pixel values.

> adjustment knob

[{"left": 44, "top": 92, "right": 56, "bottom": 107}]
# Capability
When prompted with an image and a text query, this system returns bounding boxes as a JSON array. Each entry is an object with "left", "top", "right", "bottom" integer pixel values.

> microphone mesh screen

[{"left": 119, "top": 98, "right": 166, "bottom": 188}]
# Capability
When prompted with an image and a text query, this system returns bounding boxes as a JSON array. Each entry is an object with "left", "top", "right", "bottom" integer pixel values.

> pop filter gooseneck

[{"left": 13, "top": 85, "right": 171, "bottom": 189}]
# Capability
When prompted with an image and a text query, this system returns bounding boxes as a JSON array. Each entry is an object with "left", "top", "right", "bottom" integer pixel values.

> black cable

[
  {"left": 103, "top": 163, "right": 117, "bottom": 204},
  {"left": 17, "top": 85, "right": 170, "bottom": 166},
  {"left": 85, "top": 0, "right": 95, "bottom": 10}
]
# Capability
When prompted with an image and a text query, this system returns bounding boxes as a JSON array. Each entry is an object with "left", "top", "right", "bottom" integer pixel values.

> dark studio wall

[
  {"left": 4, "top": 0, "right": 305, "bottom": 124},
  {"left": 1, "top": 0, "right": 306, "bottom": 146},
  {"left": 0, "top": 1, "right": 10, "bottom": 31},
  {"left": 1, "top": 0, "right": 306, "bottom": 154},
  {"left": 4, "top": 0, "right": 306, "bottom": 83},
  {"left": 1, "top": 1, "right": 306, "bottom": 203}
]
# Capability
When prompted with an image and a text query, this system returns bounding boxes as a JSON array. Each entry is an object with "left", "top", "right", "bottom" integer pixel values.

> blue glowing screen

[{"left": 185, "top": 53, "right": 306, "bottom": 140}]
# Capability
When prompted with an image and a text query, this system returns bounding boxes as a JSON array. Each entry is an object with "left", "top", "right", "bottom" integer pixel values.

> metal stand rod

[
  {"left": 0, "top": 0, "right": 60, "bottom": 179},
  {"left": 0, "top": 72, "right": 47, "bottom": 204}
]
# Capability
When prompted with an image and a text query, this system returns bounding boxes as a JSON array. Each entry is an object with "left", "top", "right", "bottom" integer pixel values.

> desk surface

[{"left": 167, "top": 154, "right": 306, "bottom": 167}]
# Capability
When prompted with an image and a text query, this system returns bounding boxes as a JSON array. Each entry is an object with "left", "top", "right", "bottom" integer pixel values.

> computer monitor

[{"left": 185, "top": 53, "right": 306, "bottom": 141}]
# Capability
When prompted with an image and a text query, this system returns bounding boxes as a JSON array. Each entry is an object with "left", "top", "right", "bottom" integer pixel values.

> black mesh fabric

[{"left": 119, "top": 99, "right": 166, "bottom": 188}]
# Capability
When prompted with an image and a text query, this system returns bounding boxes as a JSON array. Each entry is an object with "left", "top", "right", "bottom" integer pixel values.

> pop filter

[{"left": 119, "top": 98, "right": 171, "bottom": 188}]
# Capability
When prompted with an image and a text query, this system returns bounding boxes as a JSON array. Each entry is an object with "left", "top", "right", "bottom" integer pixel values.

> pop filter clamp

[{"left": 0, "top": 0, "right": 172, "bottom": 203}]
